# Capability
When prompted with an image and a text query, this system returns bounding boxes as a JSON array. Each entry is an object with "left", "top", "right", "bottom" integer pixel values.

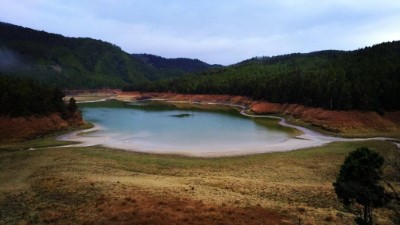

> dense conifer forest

[
  {"left": 127, "top": 42, "right": 400, "bottom": 111},
  {"left": 0, "top": 75, "right": 67, "bottom": 117}
]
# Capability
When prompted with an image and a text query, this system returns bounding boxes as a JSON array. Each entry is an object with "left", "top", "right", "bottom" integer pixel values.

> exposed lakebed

[{"left": 59, "top": 100, "right": 389, "bottom": 156}]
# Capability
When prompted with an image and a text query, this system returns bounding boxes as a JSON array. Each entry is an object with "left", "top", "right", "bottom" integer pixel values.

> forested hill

[
  {"left": 128, "top": 41, "right": 400, "bottom": 111},
  {"left": 0, "top": 22, "right": 148, "bottom": 88},
  {"left": 0, "top": 22, "right": 216, "bottom": 88},
  {"left": 132, "top": 54, "right": 222, "bottom": 80},
  {"left": 1, "top": 22, "right": 399, "bottom": 111}
]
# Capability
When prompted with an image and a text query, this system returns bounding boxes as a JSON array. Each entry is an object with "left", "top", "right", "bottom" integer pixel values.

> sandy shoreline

[{"left": 57, "top": 99, "right": 399, "bottom": 157}]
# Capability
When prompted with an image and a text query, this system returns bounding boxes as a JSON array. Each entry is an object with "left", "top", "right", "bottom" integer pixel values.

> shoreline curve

[{"left": 57, "top": 99, "right": 399, "bottom": 157}]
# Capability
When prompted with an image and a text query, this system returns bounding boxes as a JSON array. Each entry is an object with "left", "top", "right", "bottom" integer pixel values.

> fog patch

[{"left": 0, "top": 48, "right": 29, "bottom": 72}]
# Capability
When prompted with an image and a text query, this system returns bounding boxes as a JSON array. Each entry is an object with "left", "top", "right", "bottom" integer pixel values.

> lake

[{"left": 70, "top": 100, "right": 305, "bottom": 156}]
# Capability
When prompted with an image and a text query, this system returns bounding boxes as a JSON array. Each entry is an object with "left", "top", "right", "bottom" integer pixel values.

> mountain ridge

[
  {"left": 132, "top": 53, "right": 222, "bottom": 72},
  {"left": 1, "top": 21, "right": 399, "bottom": 111},
  {"left": 127, "top": 40, "right": 400, "bottom": 111},
  {"left": 0, "top": 22, "right": 217, "bottom": 88}
]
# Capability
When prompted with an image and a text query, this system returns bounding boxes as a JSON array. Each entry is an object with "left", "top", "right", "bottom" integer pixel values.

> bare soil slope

[{"left": 0, "top": 112, "right": 84, "bottom": 144}]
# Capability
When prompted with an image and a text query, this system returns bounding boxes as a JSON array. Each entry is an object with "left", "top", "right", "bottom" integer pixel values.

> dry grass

[{"left": 0, "top": 140, "right": 399, "bottom": 224}]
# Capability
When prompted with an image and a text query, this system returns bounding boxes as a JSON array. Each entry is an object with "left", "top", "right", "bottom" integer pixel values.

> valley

[{"left": 1, "top": 20, "right": 399, "bottom": 225}]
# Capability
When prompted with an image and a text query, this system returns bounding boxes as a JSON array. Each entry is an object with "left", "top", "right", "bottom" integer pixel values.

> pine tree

[{"left": 333, "top": 147, "right": 387, "bottom": 225}]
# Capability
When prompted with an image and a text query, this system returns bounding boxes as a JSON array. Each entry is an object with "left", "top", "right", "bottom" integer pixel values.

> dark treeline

[
  {"left": 0, "top": 75, "right": 70, "bottom": 117},
  {"left": 126, "top": 41, "right": 400, "bottom": 111}
]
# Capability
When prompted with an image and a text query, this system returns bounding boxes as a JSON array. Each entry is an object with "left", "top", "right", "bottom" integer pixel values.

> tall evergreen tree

[{"left": 333, "top": 147, "right": 388, "bottom": 225}]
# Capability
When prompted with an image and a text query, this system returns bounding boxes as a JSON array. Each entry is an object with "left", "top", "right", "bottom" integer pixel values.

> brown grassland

[{"left": 1, "top": 138, "right": 399, "bottom": 224}]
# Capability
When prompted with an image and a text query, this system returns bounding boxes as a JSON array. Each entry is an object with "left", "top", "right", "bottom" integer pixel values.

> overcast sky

[{"left": 1, "top": 0, "right": 399, "bottom": 65}]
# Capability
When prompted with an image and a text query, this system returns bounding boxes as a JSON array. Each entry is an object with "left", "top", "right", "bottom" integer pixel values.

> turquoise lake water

[{"left": 79, "top": 100, "right": 296, "bottom": 154}]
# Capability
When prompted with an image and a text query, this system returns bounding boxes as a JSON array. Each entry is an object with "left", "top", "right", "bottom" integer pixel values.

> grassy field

[
  {"left": 1, "top": 138, "right": 399, "bottom": 225},
  {"left": 286, "top": 116, "right": 400, "bottom": 139}
]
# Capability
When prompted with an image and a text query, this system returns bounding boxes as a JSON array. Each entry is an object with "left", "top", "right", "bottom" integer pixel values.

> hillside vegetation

[
  {"left": 1, "top": 22, "right": 399, "bottom": 111},
  {"left": 0, "top": 22, "right": 215, "bottom": 88},
  {"left": 128, "top": 42, "right": 400, "bottom": 111},
  {"left": 0, "top": 75, "right": 85, "bottom": 143},
  {"left": 0, "top": 75, "right": 66, "bottom": 117},
  {"left": 132, "top": 54, "right": 221, "bottom": 80}
]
